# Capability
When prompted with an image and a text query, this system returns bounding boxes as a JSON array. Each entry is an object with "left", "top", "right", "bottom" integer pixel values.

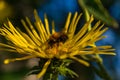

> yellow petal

[
  {"left": 4, "top": 55, "right": 36, "bottom": 64},
  {"left": 70, "top": 56, "right": 90, "bottom": 67},
  {"left": 37, "top": 59, "right": 51, "bottom": 78}
]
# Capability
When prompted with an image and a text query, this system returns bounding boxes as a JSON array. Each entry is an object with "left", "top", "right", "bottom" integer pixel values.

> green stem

[{"left": 97, "top": 62, "right": 112, "bottom": 80}]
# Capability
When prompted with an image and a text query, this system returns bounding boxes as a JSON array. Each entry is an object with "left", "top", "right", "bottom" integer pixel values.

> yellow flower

[{"left": 0, "top": 10, "right": 115, "bottom": 78}]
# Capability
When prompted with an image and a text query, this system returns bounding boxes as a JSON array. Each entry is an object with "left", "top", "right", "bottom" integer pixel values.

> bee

[{"left": 48, "top": 32, "right": 68, "bottom": 47}]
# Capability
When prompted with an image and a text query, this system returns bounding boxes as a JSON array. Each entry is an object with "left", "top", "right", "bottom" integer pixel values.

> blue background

[{"left": 0, "top": 0, "right": 120, "bottom": 80}]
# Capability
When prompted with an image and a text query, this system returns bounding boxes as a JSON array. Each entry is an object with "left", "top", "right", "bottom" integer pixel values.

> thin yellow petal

[
  {"left": 34, "top": 10, "right": 48, "bottom": 42},
  {"left": 70, "top": 56, "right": 90, "bottom": 67},
  {"left": 69, "top": 13, "right": 83, "bottom": 39},
  {"left": 37, "top": 59, "right": 51, "bottom": 78},
  {"left": 25, "top": 17, "right": 41, "bottom": 41},
  {"left": 0, "top": 43, "right": 16, "bottom": 49},
  {"left": 64, "top": 12, "right": 72, "bottom": 33},
  {"left": 52, "top": 21, "right": 55, "bottom": 34},
  {"left": 72, "top": 15, "right": 94, "bottom": 44},
  {"left": 4, "top": 55, "right": 36, "bottom": 64},
  {"left": 68, "top": 12, "right": 78, "bottom": 33},
  {"left": 21, "top": 19, "right": 42, "bottom": 45},
  {"left": 44, "top": 14, "right": 51, "bottom": 37}
]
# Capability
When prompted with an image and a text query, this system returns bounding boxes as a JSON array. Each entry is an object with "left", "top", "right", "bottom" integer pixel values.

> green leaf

[
  {"left": 57, "top": 66, "right": 78, "bottom": 78},
  {"left": 78, "top": 0, "right": 118, "bottom": 28}
]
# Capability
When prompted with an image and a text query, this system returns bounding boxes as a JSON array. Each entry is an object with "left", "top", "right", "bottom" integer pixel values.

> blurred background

[{"left": 0, "top": 0, "right": 120, "bottom": 80}]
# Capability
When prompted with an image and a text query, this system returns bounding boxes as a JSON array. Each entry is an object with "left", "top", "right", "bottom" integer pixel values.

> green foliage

[
  {"left": 91, "top": 62, "right": 112, "bottom": 80},
  {"left": 27, "top": 58, "right": 78, "bottom": 80},
  {"left": 53, "top": 59, "right": 78, "bottom": 78},
  {"left": 78, "top": 0, "right": 118, "bottom": 28}
]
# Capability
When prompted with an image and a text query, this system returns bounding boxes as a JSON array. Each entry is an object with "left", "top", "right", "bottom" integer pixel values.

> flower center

[
  {"left": 46, "top": 32, "right": 68, "bottom": 56},
  {"left": 48, "top": 32, "right": 68, "bottom": 47}
]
